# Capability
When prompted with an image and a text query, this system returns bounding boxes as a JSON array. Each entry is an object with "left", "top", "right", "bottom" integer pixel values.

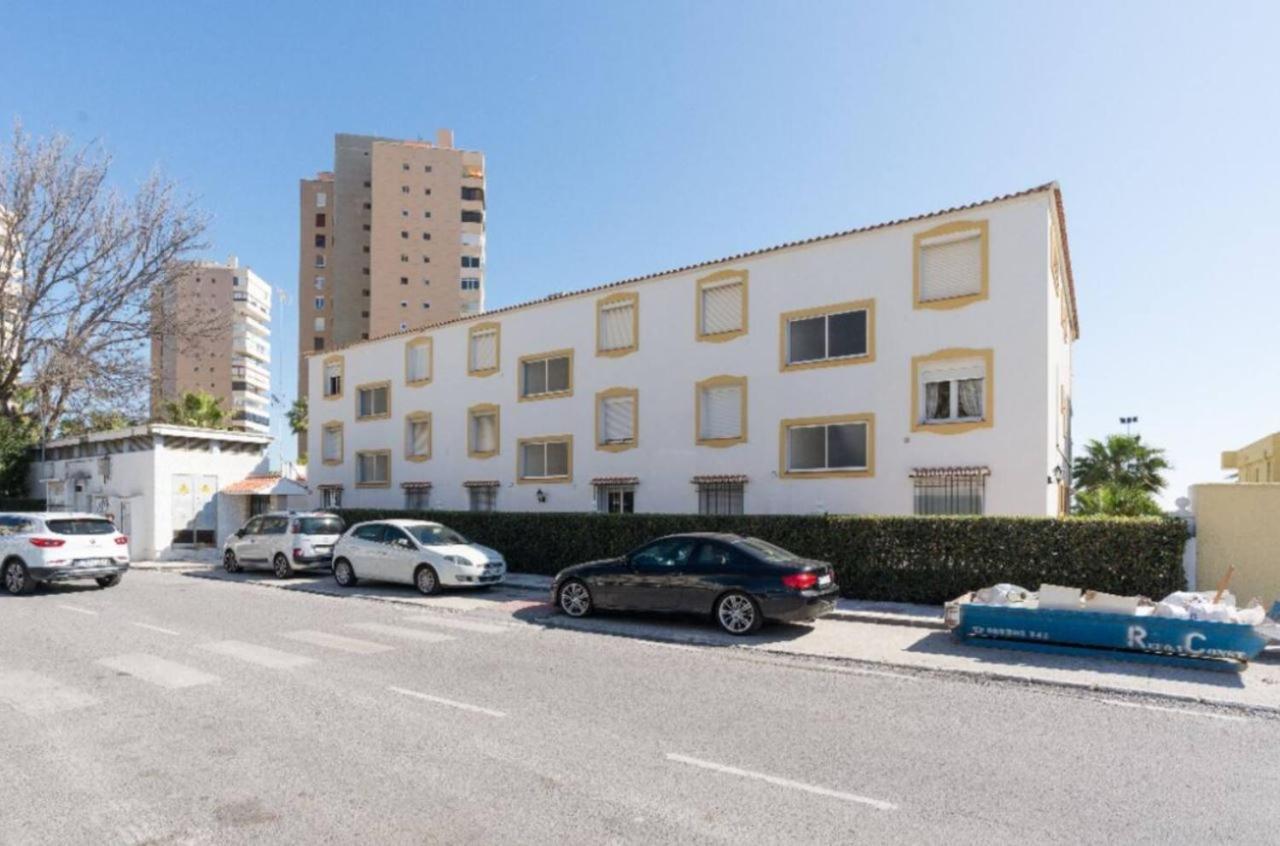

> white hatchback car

[
  {"left": 0, "top": 512, "right": 130, "bottom": 595},
  {"left": 331, "top": 519, "right": 506, "bottom": 595},
  {"left": 223, "top": 512, "right": 346, "bottom": 579}
]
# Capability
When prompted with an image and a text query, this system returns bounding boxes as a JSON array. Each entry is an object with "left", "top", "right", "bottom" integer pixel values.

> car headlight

[{"left": 444, "top": 555, "right": 473, "bottom": 567}]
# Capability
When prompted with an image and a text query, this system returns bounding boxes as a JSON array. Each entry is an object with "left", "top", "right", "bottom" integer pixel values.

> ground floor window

[
  {"left": 595, "top": 485, "right": 635, "bottom": 514},
  {"left": 404, "top": 486, "right": 431, "bottom": 510},
  {"left": 911, "top": 468, "right": 987, "bottom": 515},
  {"left": 249, "top": 494, "right": 271, "bottom": 516},
  {"left": 467, "top": 484, "right": 498, "bottom": 512},
  {"left": 695, "top": 478, "right": 745, "bottom": 515},
  {"left": 321, "top": 486, "right": 343, "bottom": 508}
]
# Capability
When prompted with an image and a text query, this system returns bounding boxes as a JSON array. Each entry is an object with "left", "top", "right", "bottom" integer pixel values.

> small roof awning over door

[{"left": 222, "top": 474, "right": 310, "bottom": 497}]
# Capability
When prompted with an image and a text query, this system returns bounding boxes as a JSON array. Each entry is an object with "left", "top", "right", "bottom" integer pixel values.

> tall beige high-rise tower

[
  {"left": 297, "top": 130, "right": 486, "bottom": 453},
  {"left": 151, "top": 258, "right": 273, "bottom": 434}
]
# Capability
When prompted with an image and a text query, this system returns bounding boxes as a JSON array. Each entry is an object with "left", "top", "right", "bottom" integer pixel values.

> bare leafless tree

[{"left": 0, "top": 122, "right": 214, "bottom": 440}]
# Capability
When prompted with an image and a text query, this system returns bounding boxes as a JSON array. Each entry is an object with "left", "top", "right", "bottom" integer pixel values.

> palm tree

[
  {"left": 1072, "top": 434, "right": 1170, "bottom": 494},
  {"left": 287, "top": 396, "right": 307, "bottom": 438},
  {"left": 161, "top": 391, "right": 227, "bottom": 429},
  {"left": 1074, "top": 483, "right": 1163, "bottom": 517}
]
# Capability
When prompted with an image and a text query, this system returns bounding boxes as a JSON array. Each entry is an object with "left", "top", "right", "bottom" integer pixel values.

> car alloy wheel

[
  {"left": 415, "top": 565, "right": 440, "bottom": 596},
  {"left": 716, "top": 592, "right": 759, "bottom": 635},
  {"left": 558, "top": 580, "right": 592, "bottom": 617},
  {"left": 273, "top": 554, "right": 292, "bottom": 579},
  {"left": 96, "top": 574, "right": 122, "bottom": 588},
  {"left": 223, "top": 550, "right": 240, "bottom": 573},
  {"left": 333, "top": 559, "right": 356, "bottom": 587},
  {"left": 3, "top": 560, "right": 33, "bottom": 596}
]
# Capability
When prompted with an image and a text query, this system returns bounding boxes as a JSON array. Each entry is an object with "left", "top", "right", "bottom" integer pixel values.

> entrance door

[{"left": 172, "top": 474, "right": 218, "bottom": 546}]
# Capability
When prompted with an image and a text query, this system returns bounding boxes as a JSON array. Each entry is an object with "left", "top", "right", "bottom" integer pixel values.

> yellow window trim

[
  {"left": 778, "top": 298, "right": 877, "bottom": 372},
  {"left": 910, "top": 347, "right": 995, "bottom": 435},
  {"left": 695, "top": 375, "right": 748, "bottom": 447},
  {"left": 695, "top": 269, "right": 749, "bottom": 343},
  {"left": 778, "top": 412, "right": 876, "bottom": 479},
  {"left": 595, "top": 387, "right": 639, "bottom": 453},
  {"left": 466, "top": 403, "right": 500, "bottom": 459},
  {"left": 516, "top": 434, "right": 574, "bottom": 484},
  {"left": 596, "top": 291, "right": 639, "bottom": 358},
  {"left": 405, "top": 411, "right": 432, "bottom": 463},
  {"left": 517, "top": 347, "right": 575, "bottom": 402},
  {"left": 404, "top": 336, "right": 434, "bottom": 387},
  {"left": 321, "top": 354, "right": 344, "bottom": 399},
  {"left": 320, "top": 420, "right": 344, "bottom": 467},
  {"left": 354, "top": 380, "right": 392, "bottom": 422},
  {"left": 912, "top": 220, "right": 989, "bottom": 311},
  {"left": 467, "top": 321, "right": 501, "bottom": 377},
  {"left": 354, "top": 448, "right": 391, "bottom": 488}
]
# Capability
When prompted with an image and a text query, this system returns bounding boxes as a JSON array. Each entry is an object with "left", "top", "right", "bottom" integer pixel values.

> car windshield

[
  {"left": 405, "top": 524, "right": 469, "bottom": 546},
  {"left": 297, "top": 516, "right": 344, "bottom": 535},
  {"left": 736, "top": 537, "right": 798, "bottom": 562},
  {"left": 45, "top": 518, "right": 115, "bottom": 535}
]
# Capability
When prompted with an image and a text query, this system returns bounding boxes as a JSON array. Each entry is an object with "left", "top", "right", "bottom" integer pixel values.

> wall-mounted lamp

[
  {"left": 536, "top": 488, "right": 547, "bottom": 504},
  {"left": 1048, "top": 466, "right": 1063, "bottom": 485}
]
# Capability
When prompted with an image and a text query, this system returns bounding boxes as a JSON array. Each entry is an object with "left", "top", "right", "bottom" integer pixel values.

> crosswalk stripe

[
  {"left": 97, "top": 654, "right": 220, "bottom": 689},
  {"left": 198, "top": 640, "right": 317, "bottom": 669},
  {"left": 282, "top": 630, "right": 395, "bottom": 655},
  {"left": 402, "top": 614, "right": 510, "bottom": 634},
  {"left": 0, "top": 670, "right": 98, "bottom": 714},
  {"left": 346, "top": 623, "right": 455, "bottom": 644}
]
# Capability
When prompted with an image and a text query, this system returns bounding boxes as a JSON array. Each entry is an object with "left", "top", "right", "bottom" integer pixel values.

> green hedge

[
  {"left": 0, "top": 498, "right": 46, "bottom": 512},
  {"left": 333, "top": 510, "right": 1188, "bottom": 605}
]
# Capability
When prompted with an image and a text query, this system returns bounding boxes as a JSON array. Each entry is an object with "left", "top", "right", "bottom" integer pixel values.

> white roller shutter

[
  {"left": 601, "top": 395, "right": 635, "bottom": 443},
  {"left": 470, "top": 330, "right": 497, "bottom": 371},
  {"left": 410, "top": 419, "right": 430, "bottom": 457},
  {"left": 701, "top": 282, "right": 744, "bottom": 335},
  {"left": 322, "top": 427, "right": 341, "bottom": 462},
  {"left": 919, "top": 233, "right": 981, "bottom": 302},
  {"left": 700, "top": 385, "right": 742, "bottom": 440},
  {"left": 407, "top": 344, "right": 431, "bottom": 382},
  {"left": 599, "top": 303, "right": 635, "bottom": 351},
  {"left": 473, "top": 413, "right": 497, "bottom": 453}
]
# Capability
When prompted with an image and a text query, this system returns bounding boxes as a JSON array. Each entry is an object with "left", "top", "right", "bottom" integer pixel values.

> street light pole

[{"left": 1120, "top": 415, "right": 1138, "bottom": 437}]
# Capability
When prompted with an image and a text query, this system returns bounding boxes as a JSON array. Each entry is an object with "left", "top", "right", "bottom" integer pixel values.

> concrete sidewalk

[{"left": 136, "top": 561, "right": 1280, "bottom": 713}]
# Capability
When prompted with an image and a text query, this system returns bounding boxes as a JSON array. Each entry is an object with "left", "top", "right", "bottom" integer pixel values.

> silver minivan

[{"left": 222, "top": 512, "right": 345, "bottom": 578}]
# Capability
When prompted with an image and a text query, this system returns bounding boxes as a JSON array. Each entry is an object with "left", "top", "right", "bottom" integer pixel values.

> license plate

[
  {"left": 818, "top": 574, "right": 832, "bottom": 587},
  {"left": 77, "top": 558, "right": 111, "bottom": 567},
  {"left": 315, "top": 546, "right": 331, "bottom": 553}
]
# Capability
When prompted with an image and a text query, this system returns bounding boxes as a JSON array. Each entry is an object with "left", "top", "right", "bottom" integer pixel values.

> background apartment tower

[
  {"left": 297, "top": 129, "right": 486, "bottom": 454},
  {"left": 151, "top": 258, "right": 273, "bottom": 434}
]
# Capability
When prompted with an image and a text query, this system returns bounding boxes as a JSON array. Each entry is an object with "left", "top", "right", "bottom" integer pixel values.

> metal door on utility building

[{"left": 171, "top": 474, "right": 218, "bottom": 546}]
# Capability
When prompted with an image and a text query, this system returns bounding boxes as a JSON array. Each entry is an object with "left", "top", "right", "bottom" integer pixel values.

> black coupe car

[{"left": 551, "top": 533, "right": 839, "bottom": 635}]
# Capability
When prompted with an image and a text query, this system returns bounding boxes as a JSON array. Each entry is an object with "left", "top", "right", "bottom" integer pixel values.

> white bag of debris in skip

[{"left": 973, "top": 584, "right": 1032, "bottom": 606}]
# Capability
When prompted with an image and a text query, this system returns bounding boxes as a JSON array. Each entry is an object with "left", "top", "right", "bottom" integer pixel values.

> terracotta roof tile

[
  {"left": 691, "top": 474, "right": 749, "bottom": 484},
  {"left": 909, "top": 466, "right": 991, "bottom": 478},
  {"left": 590, "top": 476, "right": 639, "bottom": 486},
  {"left": 463, "top": 480, "right": 501, "bottom": 488}
]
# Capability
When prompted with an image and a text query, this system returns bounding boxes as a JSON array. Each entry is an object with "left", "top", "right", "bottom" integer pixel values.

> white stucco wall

[{"left": 307, "top": 189, "right": 1076, "bottom": 516}]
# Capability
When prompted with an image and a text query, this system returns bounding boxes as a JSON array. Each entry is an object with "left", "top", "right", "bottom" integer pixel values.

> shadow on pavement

[
  {"left": 510, "top": 603, "right": 819, "bottom": 649},
  {"left": 906, "top": 630, "right": 1247, "bottom": 689}
]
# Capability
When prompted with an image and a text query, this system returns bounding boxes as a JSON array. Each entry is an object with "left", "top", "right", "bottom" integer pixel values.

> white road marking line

[
  {"left": 131, "top": 622, "right": 181, "bottom": 636},
  {"left": 402, "top": 614, "right": 510, "bottom": 634},
  {"left": 198, "top": 640, "right": 317, "bottom": 669},
  {"left": 56, "top": 604, "right": 98, "bottom": 616},
  {"left": 0, "top": 670, "right": 98, "bottom": 714},
  {"left": 282, "top": 630, "right": 395, "bottom": 655},
  {"left": 665, "top": 753, "right": 897, "bottom": 811},
  {"left": 97, "top": 654, "right": 220, "bottom": 689},
  {"left": 388, "top": 686, "right": 506, "bottom": 718},
  {"left": 1097, "top": 698, "right": 1247, "bottom": 723},
  {"left": 346, "top": 623, "right": 455, "bottom": 644}
]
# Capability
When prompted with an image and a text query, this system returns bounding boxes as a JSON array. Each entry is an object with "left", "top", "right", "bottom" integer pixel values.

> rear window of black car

[
  {"left": 297, "top": 517, "right": 344, "bottom": 535},
  {"left": 45, "top": 519, "right": 115, "bottom": 535},
  {"left": 736, "top": 537, "right": 798, "bottom": 562}
]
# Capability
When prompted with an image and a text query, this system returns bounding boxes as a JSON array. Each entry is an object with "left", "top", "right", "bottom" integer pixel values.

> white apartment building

[{"left": 305, "top": 183, "right": 1078, "bottom": 517}]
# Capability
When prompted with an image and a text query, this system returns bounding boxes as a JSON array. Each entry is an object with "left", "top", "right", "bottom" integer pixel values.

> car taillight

[
  {"left": 782, "top": 572, "right": 817, "bottom": 590},
  {"left": 115, "top": 535, "right": 129, "bottom": 545},
  {"left": 30, "top": 537, "right": 65, "bottom": 548}
]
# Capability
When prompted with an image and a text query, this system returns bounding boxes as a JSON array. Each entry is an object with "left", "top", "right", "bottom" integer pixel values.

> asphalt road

[{"left": 2, "top": 570, "right": 1278, "bottom": 845}]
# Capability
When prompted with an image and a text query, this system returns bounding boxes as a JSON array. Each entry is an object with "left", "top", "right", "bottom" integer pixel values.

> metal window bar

[
  {"left": 697, "top": 483, "right": 744, "bottom": 516},
  {"left": 913, "top": 475, "right": 985, "bottom": 515}
]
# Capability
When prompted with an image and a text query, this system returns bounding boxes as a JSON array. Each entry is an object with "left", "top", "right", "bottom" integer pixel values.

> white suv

[
  {"left": 0, "top": 512, "right": 130, "bottom": 595},
  {"left": 222, "top": 512, "right": 346, "bottom": 579}
]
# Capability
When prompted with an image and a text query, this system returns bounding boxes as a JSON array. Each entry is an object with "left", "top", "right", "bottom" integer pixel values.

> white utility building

[{"left": 305, "top": 183, "right": 1078, "bottom": 517}]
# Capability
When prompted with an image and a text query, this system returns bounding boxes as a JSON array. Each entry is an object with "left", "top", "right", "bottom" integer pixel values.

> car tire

[
  {"left": 96, "top": 574, "right": 122, "bottom": 588},
  {"left": 557, "top": 579, "right": 593, "bottom": 618},
  {"left": 273, "top": 554, "right": 293, "bottom": 580},
  {"left": 715, "top": 591, "right": 762, "bottom": 636},
  {"left": 414, "top": 564, "right": 441, "bottom": 596},
  {"left": 223, "top": 549, "right": 242, "bottom": 573},
  {"left": 2, "top": 559, "right": 35, "bottom": 596},
  {"left": 333, "top": 558, "right": 357, "bottom": 587}
]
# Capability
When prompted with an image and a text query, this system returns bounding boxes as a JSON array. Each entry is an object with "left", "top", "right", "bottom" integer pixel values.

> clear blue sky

[{"left": 4, "top": 0, "right": 1278, "bottom": 504}]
